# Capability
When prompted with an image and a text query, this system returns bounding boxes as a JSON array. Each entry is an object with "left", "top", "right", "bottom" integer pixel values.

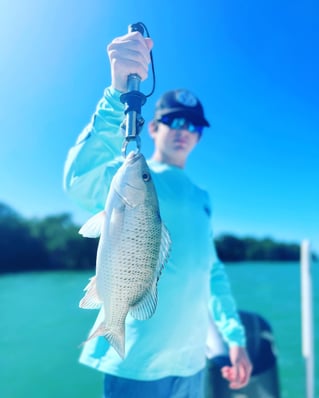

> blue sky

[{"left": 1, "top": 0, "right": 318, "bottom": 252}]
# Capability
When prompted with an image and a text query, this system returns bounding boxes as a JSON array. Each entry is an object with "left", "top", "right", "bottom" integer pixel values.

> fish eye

[{"left": 142, "top": 172, "right": 151, "bottom": 182}]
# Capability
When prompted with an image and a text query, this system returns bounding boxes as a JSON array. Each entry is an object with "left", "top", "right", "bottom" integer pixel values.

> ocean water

[
  {"left": 0, "top": 262, "right": 318, "bottom": 398},
  {"left": 227, "top": 262, "right": 319, "bottom": 398}
]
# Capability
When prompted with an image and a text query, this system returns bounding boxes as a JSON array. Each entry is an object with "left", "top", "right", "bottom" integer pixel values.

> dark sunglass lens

[
  {"left": 159, "top": 116, "right": 203, "bottom": 134},
  {"left": 160, "top": 116, "right": 172, "bottom": 126}
]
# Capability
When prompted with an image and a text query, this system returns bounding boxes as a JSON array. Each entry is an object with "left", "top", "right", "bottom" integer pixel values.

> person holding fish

[{"left": 64, "top": 29, "right": 252, "bottom": 398}]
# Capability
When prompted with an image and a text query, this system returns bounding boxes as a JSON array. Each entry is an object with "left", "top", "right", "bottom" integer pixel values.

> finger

[
  {"left": 110, "top": 32, "right": 152, "bottom": 62},
  {"left": 221, "top": 365, "right": 231, "bottom": 377},
  {"left": 231, "top": 363, "right": 239, "bottom": 384},
  {"left": 144, "top": 37, "right": 154, "bottom": 51},
  {"left": 109, "top": 55, "right": 149, "bottom": 82},
  {"left": 221, "top": 366, "right": 236, "bottom": 384},
  {"left": 229, "top": 363, "right": 250, "bottom": 389},
  {"left": 239, "top": 361, "right": 252, "bottom": 387},
  {"left": 221, "top": 365, "right": 243, "bottom": 389},
  {"left": 108, "top": 41, "right": 151, "bottom": 65},
  {"left": 108, "top": 45, "right": 151, "bottom": 77}
]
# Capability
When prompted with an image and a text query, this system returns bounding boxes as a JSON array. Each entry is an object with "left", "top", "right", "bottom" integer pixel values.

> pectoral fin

[{"left": 79, "top": 211, "right": 105, "bottom": 238}]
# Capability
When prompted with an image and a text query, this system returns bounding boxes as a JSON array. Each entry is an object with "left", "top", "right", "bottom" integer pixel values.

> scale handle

[{"left": 127, "top": 23, "right": 145, "bottom": 91}]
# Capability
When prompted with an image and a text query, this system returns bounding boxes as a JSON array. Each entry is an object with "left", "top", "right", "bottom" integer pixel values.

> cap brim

[{"left": 155, "top": 108, "right": 210, "bottom": 127}]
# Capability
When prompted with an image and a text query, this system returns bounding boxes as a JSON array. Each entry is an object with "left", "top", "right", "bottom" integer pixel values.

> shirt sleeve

[
  {"left": 63, "top": 86, "right": 125, "bottom": 213},
  {"left": 209, "top": 241, "right": 247, "bottom": 347}
]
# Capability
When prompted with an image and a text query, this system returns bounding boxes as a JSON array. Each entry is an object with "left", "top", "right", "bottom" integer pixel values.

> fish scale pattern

[{"left": 79, "top": 152, "right": 171, "bottom": 358}]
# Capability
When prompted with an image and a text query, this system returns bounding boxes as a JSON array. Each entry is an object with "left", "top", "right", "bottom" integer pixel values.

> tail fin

[{"left": 83, "top": 321, "right": 126, "bottom": 359}]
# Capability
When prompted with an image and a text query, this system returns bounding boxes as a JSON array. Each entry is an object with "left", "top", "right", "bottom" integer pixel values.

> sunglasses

[{"left": 158, "top": 116, "right": 204, "bottom": 135}]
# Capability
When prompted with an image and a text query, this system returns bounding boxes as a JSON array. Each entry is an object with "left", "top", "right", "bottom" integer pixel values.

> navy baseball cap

[{"left": 154, "top": 89, "right": 210, "bottom": 127}]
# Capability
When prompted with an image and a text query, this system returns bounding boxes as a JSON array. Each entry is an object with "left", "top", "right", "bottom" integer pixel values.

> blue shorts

[{"left": 103, "top": 369, "right": 205, "bottom": 398}]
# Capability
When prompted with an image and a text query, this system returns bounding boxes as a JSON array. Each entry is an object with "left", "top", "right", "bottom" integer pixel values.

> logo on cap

[{"left": 175, "top": 90, "right": 198, "bottom": 107}]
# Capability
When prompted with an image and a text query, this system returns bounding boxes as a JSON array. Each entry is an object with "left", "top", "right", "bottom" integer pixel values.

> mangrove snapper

[{"left": 78, "top": 151, "right": 171, "bottom": 358}]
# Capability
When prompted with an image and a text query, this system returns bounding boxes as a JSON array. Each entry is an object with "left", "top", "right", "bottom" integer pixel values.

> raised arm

[{"left": 63, "top": 31, "right": 153, "bottom": 213}]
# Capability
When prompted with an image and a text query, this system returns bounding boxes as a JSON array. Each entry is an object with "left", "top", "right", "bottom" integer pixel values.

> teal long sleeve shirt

[{"left": 63, "top": 86, "right": 246, "bottom": 380}]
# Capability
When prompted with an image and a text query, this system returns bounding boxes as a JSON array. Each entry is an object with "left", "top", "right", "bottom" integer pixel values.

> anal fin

[{"left": 79, "top": 276, "right": 102, "bottom": 309}]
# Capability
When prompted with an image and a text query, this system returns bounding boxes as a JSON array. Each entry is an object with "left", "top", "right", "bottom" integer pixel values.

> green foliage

[
  {"left": 0, "top": 203, "right": 48, "bottom": 272},
  {"left": 0, "top": 202, "right": 97, "bottom": 273},
  {"left": 0, "top": 202, "right": 316, "bottom": 273},
  {"left": 215, "top": 234, "right": 305, "bottom": 262},
  {"left": 214, "top": 234, "right": 246, "bottom": 262}
]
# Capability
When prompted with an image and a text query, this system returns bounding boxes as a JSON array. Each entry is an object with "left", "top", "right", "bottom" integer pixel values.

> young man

[{"left": 63, "top": 31, "right": 252, "bottom": 397}]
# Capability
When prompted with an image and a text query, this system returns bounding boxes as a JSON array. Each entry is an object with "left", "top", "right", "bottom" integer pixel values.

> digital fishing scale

[{"left": 120, "top": 22, "right": 155, "bottom": 157}]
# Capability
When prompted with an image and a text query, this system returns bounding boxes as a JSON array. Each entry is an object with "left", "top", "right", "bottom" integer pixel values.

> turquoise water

[
  {"left": 227, "top": 262, "right": 319, "bottom": 398},
  {"left": 0, "top": 262, "right": 318, "bottom": 398}
]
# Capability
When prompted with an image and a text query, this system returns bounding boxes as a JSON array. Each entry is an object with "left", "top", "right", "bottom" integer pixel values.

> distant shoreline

[{"left": 0, "top": 202, "right": 317, "bottom": 274}]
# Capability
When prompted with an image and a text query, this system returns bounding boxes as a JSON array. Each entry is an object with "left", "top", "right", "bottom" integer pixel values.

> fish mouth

[{"left": 126, "top": 151, "right": 142, "bottom": 164}]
